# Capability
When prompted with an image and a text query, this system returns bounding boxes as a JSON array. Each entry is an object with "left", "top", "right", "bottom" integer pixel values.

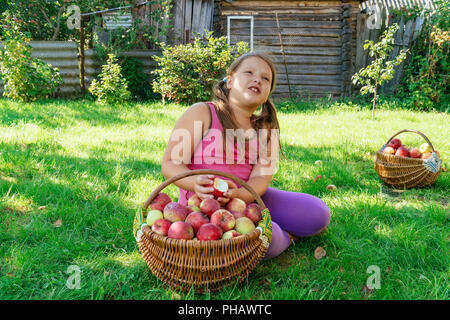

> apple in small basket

[
  {"left": 210, "top": 209, "right": 236, "bottom": 232},
  {"left": 395, "top": 146, "right": 410, "bottom": 158},
  {"left": 196, "top": 223, "right": 223, "bottom": 241},
  {"left": 149, "top": 192, "right": 172, "bottom": 212},
  {"left": 388, "top": 138, "right": 402, "bottom": 149},
  {"left": 409, "top": 148, "right": 422, "bottom": 159},
  {"left": 185, "top": 211, "right": 209, "bottom": 234},
  {"left": 152, "top": 218, "right": 172, "bottom": 236},
  {"left": 383, "top": 146, "right": 395, "bottom": 154},
  {"left": 167, "top": 221, "right": 194, "bottom": 240},
  {"left": 163, "top": 202, "right": 190, "bottom": 223},
  {"left": 419, "top": 143, "right": 432, "bottom": 154}
]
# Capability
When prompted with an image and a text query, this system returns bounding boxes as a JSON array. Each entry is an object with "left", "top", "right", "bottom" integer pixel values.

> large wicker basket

[
  {"left": 132, "top": 169, "right": 272, "bottom": 292},
  {"left": 374, "top": 129, "right": 442, "bottom": 189}
]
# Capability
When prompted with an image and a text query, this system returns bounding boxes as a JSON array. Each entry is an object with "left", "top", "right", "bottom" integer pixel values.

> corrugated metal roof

[{"left": 360, "top": 0, "right": 437, "bottom": 11}]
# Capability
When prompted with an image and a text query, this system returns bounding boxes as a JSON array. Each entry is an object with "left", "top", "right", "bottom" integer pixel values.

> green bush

[
  {"left": 89, "top": 53, "right": 132, "bottom": 104},
  {"left": 151, "top": 31, "right": 249, "bottom": 104},
  {"left": 0, "top": 16, "right": 63, "bottom": 102},
  {"left": 397, "top": 0, "right": 450, "bottom": 111},
  {"left": 120, "top": 56, "right": 157, "bottom": 101}
]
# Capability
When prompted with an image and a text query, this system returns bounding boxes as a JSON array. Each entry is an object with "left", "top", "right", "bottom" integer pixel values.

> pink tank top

[{"left": 178, "top": 102, "right": 259, "bottom": 205}]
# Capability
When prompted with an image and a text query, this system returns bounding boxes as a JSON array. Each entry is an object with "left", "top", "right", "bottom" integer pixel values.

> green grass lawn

[{"left": 0, "top": 97, "right": 448, "bottom": 300}]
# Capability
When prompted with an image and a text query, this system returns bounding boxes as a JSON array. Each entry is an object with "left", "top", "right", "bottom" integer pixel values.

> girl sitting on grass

[{"left": 161, "top": 51, "right": 330, "bottom": 259}]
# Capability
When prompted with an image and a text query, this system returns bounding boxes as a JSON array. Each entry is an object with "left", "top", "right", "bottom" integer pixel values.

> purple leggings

[{"left": 260, "top": 187, "right": 331, "bottom": 259}]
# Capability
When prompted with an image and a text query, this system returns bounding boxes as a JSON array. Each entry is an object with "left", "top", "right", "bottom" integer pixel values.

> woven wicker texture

[
  {"left": 134, "top": 169, "right": 271, "bottom": 292},
  {"left": 374, "top": 129, "right": 441, "bottom": 189}
]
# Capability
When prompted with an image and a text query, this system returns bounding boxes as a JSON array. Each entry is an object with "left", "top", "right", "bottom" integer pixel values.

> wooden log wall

[{"left": 216, "top": 0, "right": 362, "bottom": 100}]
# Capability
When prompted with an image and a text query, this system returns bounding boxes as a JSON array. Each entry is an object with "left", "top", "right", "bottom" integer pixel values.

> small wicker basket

[
  {"left": 133, "top": 169, "right": 272, "bottom": 292},
  {"left": 374, "top": 129, "right": 442, "bottom": 189}
]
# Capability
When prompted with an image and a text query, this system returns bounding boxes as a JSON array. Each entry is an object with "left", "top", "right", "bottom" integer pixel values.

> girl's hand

[
  {"left": 217, "top": 180, "right": 239, "bottom": 205},
  {"left": 194, "top": 175, "right": 215, "bottom": 201}
]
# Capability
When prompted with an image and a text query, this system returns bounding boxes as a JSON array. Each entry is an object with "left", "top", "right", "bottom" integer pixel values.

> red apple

[
  {"left": 388, "top": 138, "right": 402, "bottom": 149},
  {"left": 409, "top": 148, "right": 422, "bottom": 159},
  {"left": 210, "top": 209, "right": 236, "bottom": 232},
  {"left": 151, "top": 218, "right": 172, "bottom": 236},
  {"left": 149, "top": 193, "right": 172, "bottom": 211},
  {"left": 187, "top": 194, "right": 202, "bottom": 208},
  {"left": 163, "top": 202, "right": 190, "bottom": 223},
  {"left": 196, "top": 223, "right": 223, "bottom": 241},
  {"left": 222, "top": 230, "right": 242, "bottom": 239},
  {"left": 167, "top": 221, "right": 194, "bottom": 240},
  {"left": 209, "top": 178, "right": 229, "bottom": 198},
  {"left": 225, "top": 198, "right": 246, "bottom": 214},
  {"left": 243, "top": 203, "right": 262, "bottom": 223},
  {"left": 199, "top": 198, "right": 221, "bottom": 217},
  {"left": 188, "top": 205, "right": 201, "bottom": 212},
  {"left": 185, "top": 211, "right": 209, "bottom": 234},
  {"left": 230, "top": 210, "right": 245, "bottom": 219},
  {"left": 235, "top": 217, "right": 255, "bottom": 235},
  {"left": 395, "top": 146, "right": 410, "bottom": 157},
  {"left": 383, "top": 146, "right": 395, "bottom": 154}
]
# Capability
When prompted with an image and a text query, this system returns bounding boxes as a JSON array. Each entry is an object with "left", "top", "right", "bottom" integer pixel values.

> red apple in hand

[
  {"left": 208, "top": 178, "right": 229, "bottom": 198},
  {"left": 200, "top": 198, "right": 221, "bottom": 217},
  {"left": 244, "top": 203, "right": 262, "bottom": 223},
  {"left": 149, "top": 193, "right": 172, "bottom": 211},
  {"left": 395, "top": 146, "right": 410, "bottom": 157},
  {"left": 210, "top": 209, "right": 236, "bottom": 232},
  {"left": 388, "top": 138, "right": 402, "bottom": 149},
  {"left": 167, "top": 221, "right": 194, "bottom": 240},
  {"left": 196, "top": 223, "right": 223, "bottom": 241},
  {"left": 185, "top": 211, "right": 209, "bottom": 234},
  {"left": 152, "top": 218, "right": 172, "bottom": 236},
  {"left": 409, "top": 148, "right": 422, "bottom": 159},
  {"left": 163, "top": 202, "right": 190, "bottom": 223},
  {"left": 226, "top": 198, "right": 246, "bottom": 214}
]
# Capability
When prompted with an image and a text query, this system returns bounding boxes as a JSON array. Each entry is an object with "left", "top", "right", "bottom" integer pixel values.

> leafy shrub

[
  {"left": 120, "top": 56, "right": 156, "bottom": 101},
  {"left": 0, "top": 16, "right": 63, "bottom": 102},
  {"left": 151, "top": 31, "right": 249, "bottom": 104},
  {"left": 397, "top": 0, "right": 450, "bottom": 111},
  {"left": 89, "top": 53, "right": 131, "bottom": 104}
]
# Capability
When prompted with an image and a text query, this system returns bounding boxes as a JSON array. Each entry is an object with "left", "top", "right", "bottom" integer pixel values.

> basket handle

[
  {"left": 143, "top": 169, "right": 266, "bottom": 210},
  {"left": 385, "top": 129, "right": 436, "bottom": 152}
]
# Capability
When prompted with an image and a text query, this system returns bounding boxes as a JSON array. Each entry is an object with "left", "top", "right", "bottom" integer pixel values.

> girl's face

[{"left": 226, "top": 56, "right": 273, "bottom": 110}]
